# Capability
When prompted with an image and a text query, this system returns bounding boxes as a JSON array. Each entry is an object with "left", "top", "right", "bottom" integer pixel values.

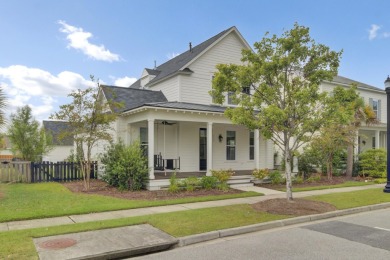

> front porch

[{"left": 117, "top": 106, "right": 274, "bottom": 190}]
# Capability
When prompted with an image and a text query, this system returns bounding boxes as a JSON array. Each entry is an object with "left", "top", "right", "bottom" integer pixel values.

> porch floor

[{"left": 154, "top": 170, "right": 253, "bottom": 180}]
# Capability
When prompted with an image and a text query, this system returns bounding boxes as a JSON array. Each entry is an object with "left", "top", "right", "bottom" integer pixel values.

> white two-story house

[{"left": 99, "top": 26, "right": 387, "bottom": 190}]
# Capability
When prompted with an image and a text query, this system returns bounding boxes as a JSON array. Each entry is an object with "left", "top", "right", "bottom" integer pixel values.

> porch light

[
  {"left": 218, "top": 134, "right": 223, "bottom": 143},
  {"left": 384, "top": 76, "right": 390, "bottom": 193}
]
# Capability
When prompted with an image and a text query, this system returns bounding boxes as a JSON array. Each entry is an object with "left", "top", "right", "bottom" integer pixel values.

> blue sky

[{"left": 1, "top": 0, "right": 390, "bottom": 121}]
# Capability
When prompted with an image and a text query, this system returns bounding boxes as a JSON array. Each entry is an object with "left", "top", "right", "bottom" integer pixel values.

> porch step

[
  {"left": 228, "top": 175, "right": 253, "bottom": 187},
  {"left": 230, "top": 183, "right": 254, "bottom": 188}
]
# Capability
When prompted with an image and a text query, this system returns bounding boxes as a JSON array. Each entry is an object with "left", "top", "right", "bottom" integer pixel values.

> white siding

[
  {"left": 180, "top": 32, "right": 247, "bottom": 105},
  {"left": 43, "top": 146, "right": 73, "bottom": 162},
  {"left": 149, "top": 76, "right": 179, "bottom": 101}
]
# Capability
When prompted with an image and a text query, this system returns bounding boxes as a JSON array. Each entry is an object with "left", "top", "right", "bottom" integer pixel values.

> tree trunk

[
  {"left": 346, "top": 143, "right": 354, "bottom": 179},
  {"left": 327, "top": 159, "right": 333, "bottom": 181},
  {"left": 284, "top": 141, "right": 293, "bottom": 201}
]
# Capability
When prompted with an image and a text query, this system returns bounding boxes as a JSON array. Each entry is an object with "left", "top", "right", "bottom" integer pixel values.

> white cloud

[
  {"left": 0, "top": 65, "right": 94, "bottom": 120},
  {"left": 113, "top": 76, "right": 137, "bottom": 87},
  {"left": 58, "top": 20, "right": 121, "bottom": 62},
  {"left": 368, "top": 24, "right": 381, "bottom": 40},
  {"left": 383, "top": 32, "right": 390, "bottom": 38},
  {"left": 167, "top": 52, "right": 180, "bottom": 59}
]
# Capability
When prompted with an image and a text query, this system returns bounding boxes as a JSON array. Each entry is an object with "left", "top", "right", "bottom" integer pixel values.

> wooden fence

[
  {"left": 0, "top": 161, "right": 31, "bottom": 183},
  {"left": 0, "top": 161, "right": 98, "bottom": 183},
  {"left": 31, "top": 161, "right": 98, "bottom": 183}
]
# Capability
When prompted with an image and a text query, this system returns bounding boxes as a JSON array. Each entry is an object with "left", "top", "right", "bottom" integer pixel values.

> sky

[{"left": 1, "top": 0, "right": 390, "bottom": 122}]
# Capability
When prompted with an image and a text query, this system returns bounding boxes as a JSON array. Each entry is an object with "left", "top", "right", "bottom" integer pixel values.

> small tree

[
  {"left": 51, "top": 76, "right": 121, "bottom": 190},
  {"left": 211, "top": 23, "right": 342, "bottom": 200},
  {"left": 326, "top": 85, "right": 378, "bottom": 178},
  {"left": 8, "top": 105, "right": 53, "bottom": 161}
]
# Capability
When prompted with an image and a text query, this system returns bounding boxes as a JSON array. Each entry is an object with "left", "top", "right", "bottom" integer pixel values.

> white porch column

[
  {"left": 148, "top": 119, "right": 155, "bottom": 180},
  {"left": 375, "top": 130, "right": 380, "bottom": 149},
  {"left": 254, "top": 129, "right": 260, "bottom": 169},
  {"left": 125, "top": 123, "right": 131, "bottom": 145},
  {"left": 207, "top": 122, "right": 213, "bottom": 176},
  {"left": 354, "top": 132, "right": 359, "bottom": 156}
]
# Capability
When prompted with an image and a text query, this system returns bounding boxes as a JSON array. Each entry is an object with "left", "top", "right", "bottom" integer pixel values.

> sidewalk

[{"left": 0, "top": 184, "right": 384, "bottom": 232}]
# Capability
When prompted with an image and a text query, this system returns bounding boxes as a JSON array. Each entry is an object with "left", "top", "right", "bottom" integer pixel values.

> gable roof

[
  {"left": 130, "top": 26, "right": 248, "bottom": 88},
  {"left": 101, "top": 85, "right": 168, "bottom": 112},
  {"left": 43, "top": 120, "right": 74, "bottom": 146},
  {"left": 332, "top": 75, "right": 383, "bottom": 92}
]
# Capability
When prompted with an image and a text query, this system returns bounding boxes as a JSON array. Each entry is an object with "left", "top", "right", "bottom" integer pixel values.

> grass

[
  {"left": 307, "top": 188, "right": 390, "bottom": 209},
  {"left": 0, "top": 204, "right": 289, "bottom": 259},
  {"left": 0, "top": 183, "right": 261, "bottom": 222},
  {"left": 278, "top": 181, "right": 376, "bottom": 192}
]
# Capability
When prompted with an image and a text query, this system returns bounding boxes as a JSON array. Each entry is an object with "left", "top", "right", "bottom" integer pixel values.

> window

[
  {"left": 249, "top": 131, "right": 254, "bottom": 160},
  {"left": 227, "top": 86, "right": 250, "bottom": 105},
  {"left": 140, "top": 127, "right": 148, "bottom": 156},
  {"left": 227, "top": 92, "right": 236, "bottom": 105},
  {"left": 373, "top": 136, "right": 376, "bottom": 149},
  {"left": 369, "top": 98, "right": 381, "bottom": 120},
  {"left": 226, "top": 131, "right": 236, "bottom": 160}
]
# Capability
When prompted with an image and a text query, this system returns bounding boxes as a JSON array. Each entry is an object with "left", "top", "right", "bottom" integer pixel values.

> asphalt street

[{"left": 134, "top": 208, "right": 390, "bottom": 260}]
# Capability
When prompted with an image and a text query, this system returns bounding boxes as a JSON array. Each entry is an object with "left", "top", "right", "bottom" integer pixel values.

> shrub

[
  {"left": 200, "top": 176, "right": 218, "bottom": 190},
  {"left": 211, "top": 169, "right": 234, "bottom": 183},
  {"left": 217, "top": 182, "right": 230, "bottom": 191},
  {"left": 168, "top": 173, "right": 180, "bottom": 193},
  {"left": 358, "top": 149, "right": 386, "bottom": 178},
  {"left": 269, "top": 171, "right": 284, "bottom": 185},
  {"left": 374, "top": 178, "right": 387, "bottom": 184},
  {"left": 306, "top": 174, "right": 321, "bottom": 183},
  {"left": 292, "top": 175, "right": 304, "bottom": 184},
  {"left": 181, "top": 176, "right": 200, "bottom": 192},
  {"left": 101, "top": 140, "right": 148, "bottom": 191},
  {"left": 252, "top": 168, "right": 269, "bottom": 180}
]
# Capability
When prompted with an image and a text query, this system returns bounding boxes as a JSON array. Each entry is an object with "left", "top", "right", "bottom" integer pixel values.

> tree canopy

[
  {"left": 211, "top": 23, "right": 342, "bottom": 200},
  {"left": 8, "top": 105, "right": 52, "bottom": 161}
]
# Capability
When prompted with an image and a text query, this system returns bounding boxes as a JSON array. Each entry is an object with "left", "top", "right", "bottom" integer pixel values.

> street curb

[{"left": 178, "top": 202, "right": 390, "bottom": 247}]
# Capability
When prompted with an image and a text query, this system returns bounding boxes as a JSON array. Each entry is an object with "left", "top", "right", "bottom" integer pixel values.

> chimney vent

[{"left": 189, "top": 42, "right": 192, "bottom": 52}]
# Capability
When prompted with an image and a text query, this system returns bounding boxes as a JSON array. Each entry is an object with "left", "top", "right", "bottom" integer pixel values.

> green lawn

[
  {"left": 307, "top": 188, "right": 390, "bottom": 209},
  {"left": 278, "top": 181, "right": 376, "bottom": 192},
  {"left": 0, "top": 204, "right": 289, "bottom": 259},
  {"left": 0, "top": 183, "right": 261, "bottom": 222},
  {"left": 2, "top": 187, "right": 390, "bottom": 259}
]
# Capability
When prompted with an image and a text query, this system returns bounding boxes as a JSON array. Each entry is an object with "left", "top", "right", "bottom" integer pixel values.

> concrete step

[
  {"left": 34, "top": 224, "right": 178, "bottom": 260},
  {"left": 230, "top": 183, "right": 254, "bottom": 188}
]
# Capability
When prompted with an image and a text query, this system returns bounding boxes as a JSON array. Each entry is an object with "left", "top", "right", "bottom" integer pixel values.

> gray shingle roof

[
  {"left": 333, "top": 75, "right": 383, "bottom": 92},
  {"left": 144, "top": 102, "right": 226, "bottom": 113},
  {"left": 129, "top": 26, "right": 235, "bottom": 88},
  {"left": 43, "top": 120, "right": 74, "bottom": 146},
  {"left": 101, "top": 85, "right": 168, "bottom": 112}
]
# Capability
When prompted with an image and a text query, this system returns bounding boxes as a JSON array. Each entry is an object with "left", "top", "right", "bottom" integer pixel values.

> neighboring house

[
  {"left": 321, "top": 76, "right": 387, "bottom": 154},
  {"left": 42, "top": 120, "right": 74, "bottom": 162},
  {"left": 98, "top": 26, "right": 386, "bottom": 190}
]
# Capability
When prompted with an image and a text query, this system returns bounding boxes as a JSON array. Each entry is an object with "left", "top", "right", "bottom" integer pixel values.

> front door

[{"left": 199, "top": 128, "right": 207, "bottom": 171}]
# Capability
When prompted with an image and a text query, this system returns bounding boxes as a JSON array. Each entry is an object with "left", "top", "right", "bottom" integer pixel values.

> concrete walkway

[{"left": 0, "top": 184, "right": 383, "bottom": 232}]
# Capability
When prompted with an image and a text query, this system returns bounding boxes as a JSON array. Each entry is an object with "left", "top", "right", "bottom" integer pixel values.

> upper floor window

[
  {"left": 369, "top": 98, "right": 381, "bottom": 120},
  {"left": 227, "top": 86, "right": 250, "bottom": 105},
  {"left": 226, "top": 131, "right": 236, "bottom": 160}
]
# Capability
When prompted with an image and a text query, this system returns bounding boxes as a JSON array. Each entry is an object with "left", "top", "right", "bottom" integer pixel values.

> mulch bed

[
  {"left": 252, "top": 198, "right": 337, "bottom": 216},
  {"left": 62, "top": 179, "right": 243, "bottom": 200}
]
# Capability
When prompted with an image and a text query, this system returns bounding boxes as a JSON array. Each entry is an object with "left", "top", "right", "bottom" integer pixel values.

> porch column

[
  {"left": 125, "top": 123, "right": 131, "bottom": 145},
  {"left": 207, "top": 122, "right": 213, "bottom": 176},
  {"left": 254, "top": 129, "right": 260, "bottom": 169},
  {"left": 354, "top": 132, "right": 359, "bottom": 156},
  {"left": 148, "top": 119, "right": 155, "bottom": 179},
  {"left": 376, "top": 130, "right": 380, "bottom": 149}
]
